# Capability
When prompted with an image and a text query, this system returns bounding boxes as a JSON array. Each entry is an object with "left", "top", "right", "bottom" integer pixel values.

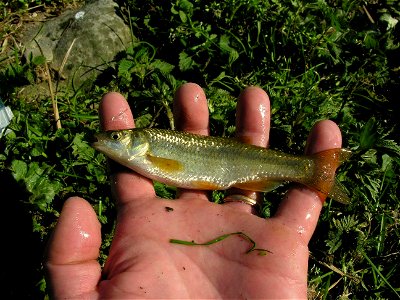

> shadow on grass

[{"left": 0, "top": 170, "right": 45, "bottom": 298}]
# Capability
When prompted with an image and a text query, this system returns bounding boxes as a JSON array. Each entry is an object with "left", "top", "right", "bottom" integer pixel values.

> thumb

[{"left": 45, "top": 197, "right": 101, "bottom": 299}]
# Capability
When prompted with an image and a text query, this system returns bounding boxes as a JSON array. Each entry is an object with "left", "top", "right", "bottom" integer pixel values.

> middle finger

[{"left": 224, "top": 86, "right": 271, "bottom": 213}]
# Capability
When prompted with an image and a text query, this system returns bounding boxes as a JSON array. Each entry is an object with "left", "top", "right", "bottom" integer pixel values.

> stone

[{"left": 23, "top": 0, "right": 133, "bottom": 88}]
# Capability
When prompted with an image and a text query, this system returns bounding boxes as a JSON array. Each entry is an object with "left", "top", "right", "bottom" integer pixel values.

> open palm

[{"left": 46, "top": 84, "right": 343, "bottom": 299}]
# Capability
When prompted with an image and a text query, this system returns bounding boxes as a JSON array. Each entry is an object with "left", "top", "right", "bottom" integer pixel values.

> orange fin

[
  {"left": 233, "top": 180, "right": 283, "bottom": 192},
  {"left": 147, "top": 155, "right": 184, "bottom": 173},
  {"left": 304, "top": 148, "right": 351, "bottom": 204},
  {"left": 192, "top": 181, "right": 223, "bottom": 190}
]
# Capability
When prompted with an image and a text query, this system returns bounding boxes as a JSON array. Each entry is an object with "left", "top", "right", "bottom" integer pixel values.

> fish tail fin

[
  {"left": 305, "top": 148, "right": 352, "bottom": 204},
  {"left": 328, "top": 178, "right": 351, "bottom": 204}
]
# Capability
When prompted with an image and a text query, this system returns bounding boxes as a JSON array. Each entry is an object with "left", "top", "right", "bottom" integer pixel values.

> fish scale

[
  {"left": 142, "top": 129, "right": 311, "bottom": 183},
  {"left": 93, "top": 128, "right": 352, "bottom": 203}
]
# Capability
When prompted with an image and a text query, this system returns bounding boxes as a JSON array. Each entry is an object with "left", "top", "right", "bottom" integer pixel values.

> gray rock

[{"left": 23, "top": 0, "right": 133, "bottom": 88}]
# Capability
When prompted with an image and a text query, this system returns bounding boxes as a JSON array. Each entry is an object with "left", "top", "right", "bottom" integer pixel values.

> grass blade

[{"left": 170, "top": 231, "right": 272, "bottom": 255}]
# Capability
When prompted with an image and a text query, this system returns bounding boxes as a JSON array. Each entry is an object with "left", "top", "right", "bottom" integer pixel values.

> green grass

[{"left": 1, "top": 0, "right": 399, "bottom": 298}]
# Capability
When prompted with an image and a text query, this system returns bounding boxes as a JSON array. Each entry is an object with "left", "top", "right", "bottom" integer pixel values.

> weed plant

[{"left": 0, "top": 0, "right": 399, "bottom": 298}]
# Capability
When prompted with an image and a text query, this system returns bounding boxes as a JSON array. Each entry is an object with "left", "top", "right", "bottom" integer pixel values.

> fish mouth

[
  {"left": 91, "top": 141, "right": 100, "bottom": 150},
  {"left": 91, "top": 134, "right": 105, "bottom": 150}
]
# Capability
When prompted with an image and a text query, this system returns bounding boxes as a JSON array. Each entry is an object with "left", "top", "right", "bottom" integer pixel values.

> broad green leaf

[
  {"left": 179, "top": 51, "right": 197, "bottom": 71},
  {"left": 118, "top": 58, "right": 134, "bottom": 76},
  {"left": 359, "top": 118, "right": 377, "bottom": 150},
  {"left": 179, "top": 10, "right": 187, "bottom": 23},
  {"left": 219, "top": 34, "right": 231, "bottom": 53},
  {"left": 11, "top": 160, "right": 27, "bottom": 182},
  {"left": 151, "top": 59, "right": 174, "bottom": 75},
  {"left": 364, "top": 31, "right": 379, "bottom": 49},
  {"left": 32, "top": 55, "right": 46, "bottom": 66},
  {"left": 219, "top": 34, "right": 239, "bottom": 64},
  {"left": 380, "top": 13, "right": 398, "bottom": 30},
  {"left": 178, "top": 0, "right": 193, "bottom": 13},
  {"left": 72, "top": 133, "right": 95, "bottom": 162},
  {"left": 11, "top": 161, "right": 62, "bottom": 211},
  {"left": 135, "top": 113, "right": 153, "bottom": 128}
]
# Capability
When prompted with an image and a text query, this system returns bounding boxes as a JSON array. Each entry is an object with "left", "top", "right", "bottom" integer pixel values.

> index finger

[
  {"left": 99, "top": 92, "right": 155, "bottom": 206},
  {"left": 173, "top": 83, "right": 210, "bottom": 201}
]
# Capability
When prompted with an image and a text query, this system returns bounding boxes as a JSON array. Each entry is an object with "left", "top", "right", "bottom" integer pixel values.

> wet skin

[{"left": 45, "top": 83, "right": 343, "bottom": 299}]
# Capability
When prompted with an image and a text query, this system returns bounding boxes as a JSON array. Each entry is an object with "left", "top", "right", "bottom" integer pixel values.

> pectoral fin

[
  {"left": 147, "top": 155, "right": 184, "bottom": 173},
  {"left": 233, "top": 180, "right": 283, "bottom": 192}
]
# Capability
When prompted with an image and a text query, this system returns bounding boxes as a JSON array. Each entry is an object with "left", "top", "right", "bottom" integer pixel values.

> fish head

[{"left": 92, "top": 129, "right": 149, "bottom": 165}]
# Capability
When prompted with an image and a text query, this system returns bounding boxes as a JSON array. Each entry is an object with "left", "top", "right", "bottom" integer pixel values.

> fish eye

[{"left": 111, "top": 132, "right": 122, "bottom": 140}]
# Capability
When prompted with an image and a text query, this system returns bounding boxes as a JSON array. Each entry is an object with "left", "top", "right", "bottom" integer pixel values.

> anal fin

[
  {"left": 192, "top": 181, "right": 223, "bottom": 190},
  {"left": 233, "top": 180, "right": 283, "bottom": 192}
]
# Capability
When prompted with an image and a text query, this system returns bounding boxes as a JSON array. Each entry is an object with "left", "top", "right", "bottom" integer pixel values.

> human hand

[{"left": 45, "top": 83, "right": 343, "bottom": 298}]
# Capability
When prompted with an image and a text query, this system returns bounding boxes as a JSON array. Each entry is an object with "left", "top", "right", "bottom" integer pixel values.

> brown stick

[
  {"left": 44, "top": 60, "right": 61, "bottom": 129},
  {"left": 363, "top": 5, "right": 375, "bottom": 24},
  {"left": 34, "top": 38, "right": 62, "bottom": 129}
]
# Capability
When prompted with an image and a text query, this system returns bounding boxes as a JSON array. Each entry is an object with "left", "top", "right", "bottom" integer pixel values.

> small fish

[{"left": 93, "top": 128, "right": 351, "bottom": 203}]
